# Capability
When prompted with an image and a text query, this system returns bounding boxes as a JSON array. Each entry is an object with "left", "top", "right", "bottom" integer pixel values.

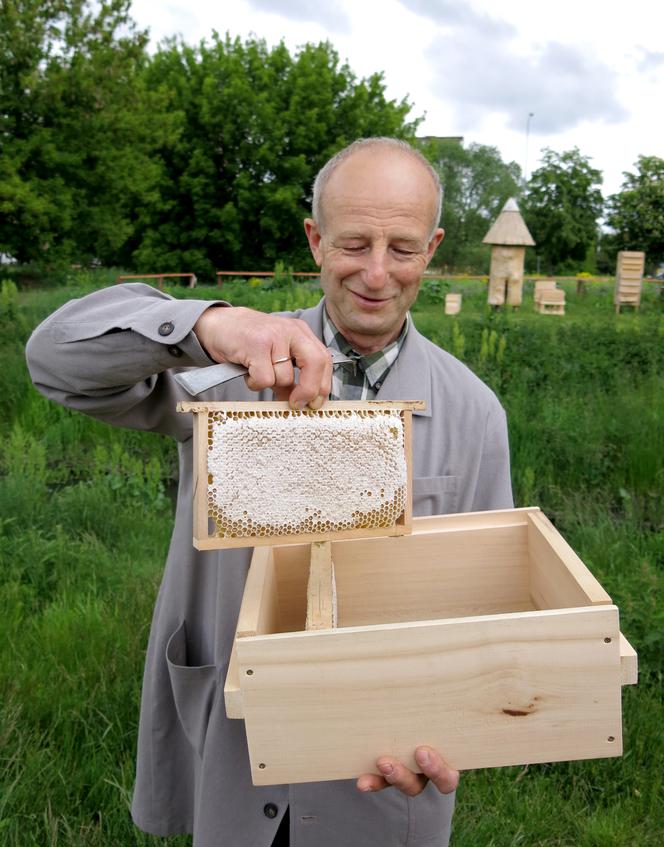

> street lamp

[{"left": 524, "top": 112, "right": 534, "bottom": 184}]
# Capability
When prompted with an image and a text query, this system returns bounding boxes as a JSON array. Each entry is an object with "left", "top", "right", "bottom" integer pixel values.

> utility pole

[{"left": 524, "top": 112, "right": 534, "bottom": 185}]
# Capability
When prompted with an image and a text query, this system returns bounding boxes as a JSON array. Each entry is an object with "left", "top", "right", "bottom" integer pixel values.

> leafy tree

[
  {"left": 133, "top": 35, "right": 418, "bottom": 277},
  {"left": 605, "top": 156, "right": 664, "bottom": 270},
  {"left": 522, "top": 148, "right": 604, "bottom": 274},
  {"left": 418, "top": 138, "right": 521, "bottom": 271},
  {"left": 0, "top": 0, "right": 171, "bottom": 266}
]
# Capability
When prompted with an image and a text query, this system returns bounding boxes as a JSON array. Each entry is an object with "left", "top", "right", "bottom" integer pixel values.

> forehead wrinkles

[{"left": 327, "top": 196, "right": 434, "bottom": 237}]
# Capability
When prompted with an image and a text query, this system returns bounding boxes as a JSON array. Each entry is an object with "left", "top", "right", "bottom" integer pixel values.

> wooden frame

[
  {"left": 224, "top": 507, "right": 637, "bottom": 785},
  {"left": 177, "top": 400, "right": 423, "bottom": 549}
]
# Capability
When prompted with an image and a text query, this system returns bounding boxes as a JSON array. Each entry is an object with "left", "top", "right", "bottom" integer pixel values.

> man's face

[{"left": 304, "top": 148, "right": 444, "bottom": 354}]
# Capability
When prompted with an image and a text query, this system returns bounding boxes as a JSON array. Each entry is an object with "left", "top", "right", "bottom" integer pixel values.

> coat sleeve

[
  {"left": 471, "top": 400, "right": 514, "bottom": 512},
  {"left": 25, "top": 283, "right": 224, "bottom": 441}
]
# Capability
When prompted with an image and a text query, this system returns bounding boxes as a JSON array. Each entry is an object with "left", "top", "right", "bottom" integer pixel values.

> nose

[{"left": 363, "top": 248, "right": 389, "bottom": 290}]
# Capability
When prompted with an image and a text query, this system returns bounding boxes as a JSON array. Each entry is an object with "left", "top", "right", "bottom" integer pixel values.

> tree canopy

[
  {"left": 605, "top": 156, "right": 664, "bottom": 270},
  {"left": 419, "top": 138, "right": 521, "bottom": 271},
  {"left": 0, "top": 1, "right": 417, "bottom": 274},
  {"left": 132, "top": 35, "right": 417, "bottom": 276},
  {"left": 522, "top": 148, "right": 604, "bottom": 274},
  {"left": 0, "top": 0, "right": 172, "bottom": 266}
]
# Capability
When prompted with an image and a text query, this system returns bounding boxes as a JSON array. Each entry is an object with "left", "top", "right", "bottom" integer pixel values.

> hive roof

[{"left": 482, "top": 198, "right": 535, "bottom": 246}]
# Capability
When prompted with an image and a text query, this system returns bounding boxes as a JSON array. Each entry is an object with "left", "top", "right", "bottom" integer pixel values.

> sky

[{"left": 130, "top": 0, "right": 664, "bottom": 198}]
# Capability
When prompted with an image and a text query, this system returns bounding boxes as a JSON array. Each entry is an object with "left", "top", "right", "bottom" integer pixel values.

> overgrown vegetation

[{"left": 1, "top": 276, "right": 663, "bottom": 844}]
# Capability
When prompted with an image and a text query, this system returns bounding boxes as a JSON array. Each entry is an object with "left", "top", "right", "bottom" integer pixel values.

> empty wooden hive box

[
  {"left": 178, "top": 401, "right": 636, "bottom": 786},
  {"left": 444, "top": 293, "right": 462, "bottom": 315}
]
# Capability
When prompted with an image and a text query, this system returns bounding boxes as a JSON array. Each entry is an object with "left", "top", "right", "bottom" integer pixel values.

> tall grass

[{"left": 1, "top": 275, "right": 662, "bottom": 844}]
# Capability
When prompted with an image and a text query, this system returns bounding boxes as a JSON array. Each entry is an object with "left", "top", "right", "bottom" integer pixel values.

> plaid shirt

[{"left": 322, "top": 307, "right": 410, "bottom": 400}]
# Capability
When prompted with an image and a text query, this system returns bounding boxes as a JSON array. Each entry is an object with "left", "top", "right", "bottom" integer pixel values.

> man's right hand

[{"left": 193, "top": 305, "right": 332, "bottom": 409}]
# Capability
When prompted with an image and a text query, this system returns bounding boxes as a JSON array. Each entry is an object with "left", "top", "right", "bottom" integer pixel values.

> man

[{"left": 27, "top": 137, "right": 512, "bottom": 846}]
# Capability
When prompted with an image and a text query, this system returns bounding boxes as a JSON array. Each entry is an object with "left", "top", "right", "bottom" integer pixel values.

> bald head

[{"left": 312, "top": 138, "right": 442, "bottom": 238}]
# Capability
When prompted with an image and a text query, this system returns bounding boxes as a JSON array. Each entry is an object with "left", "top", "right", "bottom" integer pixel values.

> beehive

[
  {"left": 178, "top": 400, "right": 637, "bottom": 787},
  {"left": 614, "top": 251, "right": 645, "bottom": 313},
  {"left": 483, "top": 198, "right": 535, "bottom": 307}
]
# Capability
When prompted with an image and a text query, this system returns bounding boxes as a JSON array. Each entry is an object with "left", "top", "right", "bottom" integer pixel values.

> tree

[
  {"left": 418, "top": 138, "right": 521, "bottom": 271},
  {"left": 132, "top": 36, "right": 418, "bottom": 276},
  {"left": 0, "top": 0, "right": 171, "bottom": 266},
  {"left": 522, "top": 148, "right": 604, "bottom": 274},
  {"left": 605, "top": 156, "right": 664, "bottom": 270}
]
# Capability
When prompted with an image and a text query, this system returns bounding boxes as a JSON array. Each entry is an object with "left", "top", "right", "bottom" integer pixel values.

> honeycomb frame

[{"left": 177, "top": 400, "right": 424, "bottom": 550}]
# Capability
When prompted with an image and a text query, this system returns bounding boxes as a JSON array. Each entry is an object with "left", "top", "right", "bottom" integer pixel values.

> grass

[{"left": 1, "top": 274, "right": 662, "bottom": 845}]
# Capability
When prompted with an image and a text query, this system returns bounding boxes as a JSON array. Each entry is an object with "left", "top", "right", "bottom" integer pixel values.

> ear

[
  {"left": 304, "top": 218, "right": 323, "bottom": 266},
  {"left": 426, "top": 228, "right": 445, "bottom": 264}
]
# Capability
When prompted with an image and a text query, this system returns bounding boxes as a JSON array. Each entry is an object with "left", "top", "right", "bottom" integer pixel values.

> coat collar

[{"left": 298, "top": 298, "right": 431, "bottom": 417}]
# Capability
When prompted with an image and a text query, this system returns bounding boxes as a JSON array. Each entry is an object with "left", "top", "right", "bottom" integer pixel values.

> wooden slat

[
  {"left": 178, "top": 400, "right": 426, "bottom": 413},
  {"left": 237, "top": 605, "right": 622, "bottom": 785},
  {"left": 224, "top": 546, "right": 278, "bottom": 719},
  {"left": 619, "top": 633, "right": 638, "bottom": 685},
  {"left": 236, "top": 547, "right": 279, "bottom": 638},
  {"left": 305, "top": 542, "right": 337, "bottom": 631},
  {"left": 192, "top": 411, "right": 209, "bottom": 544},
  {"left": 224, "top": 644, "right": 243, "bottom": 719},
  {"left": 527, "top": 511, "right": 612, "bottom": 609},
  {"left": 401, "top": 410, "right": 414, "bottom": 531}
]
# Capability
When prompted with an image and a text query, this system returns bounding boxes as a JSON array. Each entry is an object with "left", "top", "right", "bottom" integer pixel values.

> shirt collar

[{"left": 322, "top": 306, "right": 410, "bottom": 390}]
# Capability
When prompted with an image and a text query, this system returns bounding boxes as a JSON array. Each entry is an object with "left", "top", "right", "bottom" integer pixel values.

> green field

[{"left": 1, "top": 275, "right": 663, "bottom": 845}]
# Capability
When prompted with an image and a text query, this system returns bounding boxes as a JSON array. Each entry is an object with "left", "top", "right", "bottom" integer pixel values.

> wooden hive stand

[{"left": 614, "top": 251, "right": 645, "bottom": 313}]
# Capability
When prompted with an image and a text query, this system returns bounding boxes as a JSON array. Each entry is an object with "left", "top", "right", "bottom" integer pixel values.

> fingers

[
  {"left": 414, "top": 747, "right": 460, "bottom": 795},
  {"left": 356, "top": 748, "right": 459, "bottom": 797},
  {"left": 194, "top": 306, "right": 331, "bottom": 407}
]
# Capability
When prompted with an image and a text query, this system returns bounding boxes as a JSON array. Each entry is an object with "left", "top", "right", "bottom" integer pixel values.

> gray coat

[{"left": 26, "top": 283, "right": 513, "bottom": 847}]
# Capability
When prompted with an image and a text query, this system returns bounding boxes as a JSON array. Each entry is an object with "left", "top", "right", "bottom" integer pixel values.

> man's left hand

[{"left": 356, "top": 746, "right": 459, "bottom": 797}]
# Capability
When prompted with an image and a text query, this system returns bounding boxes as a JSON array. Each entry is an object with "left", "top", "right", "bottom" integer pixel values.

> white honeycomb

[{"left": 206, "top": 408, "right": 407, "bottom": 538}]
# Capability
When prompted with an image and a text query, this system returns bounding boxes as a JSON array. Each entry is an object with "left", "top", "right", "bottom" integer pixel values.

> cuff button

[
  {"left": 167, "top": 346, "right": 183, "bottom": 358},
  {"left": 263, "top": 803, "right": 278, "bottom": 819},
  {"left": 158, "top": 321, "right": 175, "bottom": 336}
]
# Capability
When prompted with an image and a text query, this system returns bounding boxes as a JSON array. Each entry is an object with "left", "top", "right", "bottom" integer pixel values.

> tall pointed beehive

[{"left": 483, "top": 198, "right": 535, "bottom": 306}]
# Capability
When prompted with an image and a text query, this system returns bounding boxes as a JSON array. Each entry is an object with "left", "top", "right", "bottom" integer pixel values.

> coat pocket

[
  {"left": 166, "top": 621, "right": 218, "bottom": 759},
  {"left": 412, "top": 475, "right": 459, "bottom": 517}
]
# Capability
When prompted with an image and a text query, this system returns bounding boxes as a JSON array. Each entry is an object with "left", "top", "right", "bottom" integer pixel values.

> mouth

[{"left": 349, "top": 290, "right": 391, "bottom": 308}]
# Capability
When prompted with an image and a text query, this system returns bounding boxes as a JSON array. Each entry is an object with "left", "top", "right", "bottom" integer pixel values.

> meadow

[{"left": 1, "top": 272, "right": 663, "bottom": 846}]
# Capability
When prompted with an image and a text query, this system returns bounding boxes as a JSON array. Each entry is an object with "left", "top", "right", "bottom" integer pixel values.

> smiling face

[{"left": 304, "top": 146, "right": 444, "bottom": 354}]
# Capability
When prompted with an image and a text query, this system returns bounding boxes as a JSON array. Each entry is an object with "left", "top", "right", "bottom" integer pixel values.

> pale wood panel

[
  {"left": 306, "top": 542, "right": 337, "bottom": 631},
  {"left": 236, "top": 547, "right": 278, "bottom": 638},
  {"left": 236, "top": 606, "right": 622, "bottom": 785},
  {"left": 332, "top": 525, "right": 532, "bottom": 626},
  {"left": 527, "top": 512, "right": 612, "bottom": 610},
  {"left": 224, "top": 546, "right": 277, "bottom": 719},
  {"left": 619, "top": 632, "right": 638, "bottom": 685},
  {"left": 271, "top": 513, "right": 536, "bottom": 631},
  {"left": 224, "top": 644, "right": 243, "bottom": 719}
]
